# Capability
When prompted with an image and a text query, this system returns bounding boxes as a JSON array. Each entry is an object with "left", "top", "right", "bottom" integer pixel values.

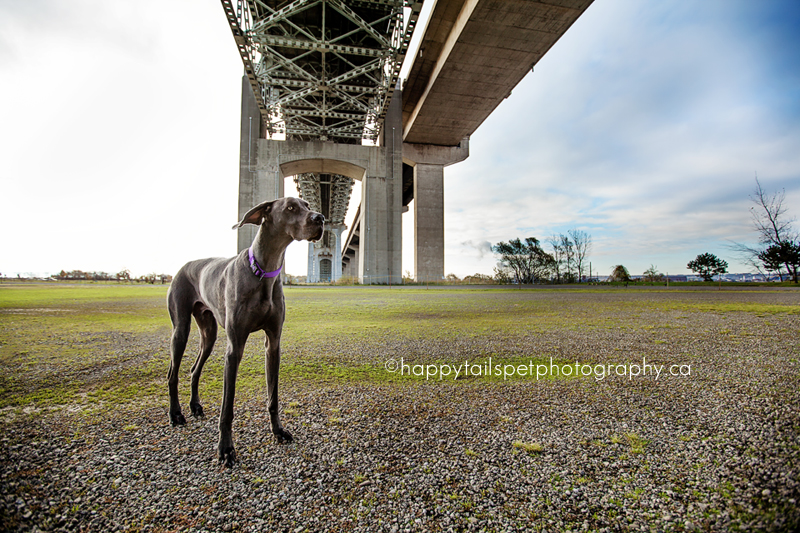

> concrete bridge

[{"left": 222, "top": 0, "right": 593, "bottom": 283}]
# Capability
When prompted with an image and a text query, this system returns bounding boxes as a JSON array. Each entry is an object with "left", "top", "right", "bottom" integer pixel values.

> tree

[
  {"left": 559, "top": 234, "right": 575, "bottom": 282},
  {"left": 758, "top": 244, "right": 785, "bottom": 280},
  {"left": 780, "top": 241, "right": 800, "bottom": 283},
  {"left": 642, "top": 265, "right": 664, "bottom": 282},
  {"left": 731, "top": 177, "right": 798, "bottom": 280},
  {"left": 728, "top": 241, "right": 769, "bottom": 280},
  {"left": 463, "top": 273, "right": 494, "bottom": 284},
  {"left": 493, "top": 266, "right": 513, "bottom": 284},
  {"left": 493, "top": 237, "right": 556, "bottom": 284},
  {"left": 758, "top": 240, "right": 800, "bottom": 283},
  {"left": 548, "top": 235, "right": 567, "bottom": 283},
  {"left": 687, "top": 253, "right": 728, "bottom": 282},
  {"left": 568, "top": 229, "right": 592, "bottom": 282},
  {"left": 547, "top": 230, "right": 592, "bottom": 283},
  {"left": 750, "top": 176, "right": 797, "bottom": 247},
  {"left": 547, "top": 234, "right": 575, "bottom": 282},
  {"left": 608, "top": 265, "right": 631, "bottom": 282}
]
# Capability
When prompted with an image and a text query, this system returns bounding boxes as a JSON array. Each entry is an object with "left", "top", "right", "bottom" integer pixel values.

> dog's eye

[{"left": 288, "top": 206, "right": 294, "bottom": 211}]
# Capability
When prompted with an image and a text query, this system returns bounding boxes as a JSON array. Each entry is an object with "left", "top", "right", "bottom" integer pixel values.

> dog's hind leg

[
  {"left": 167, "top": 284, "right": 192, "bottom": 426},
  {"left": 189, "top": 304, "right": 217, "bottom": 419}
]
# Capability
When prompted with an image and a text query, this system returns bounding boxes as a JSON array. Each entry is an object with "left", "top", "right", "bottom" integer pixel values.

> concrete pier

[{"left": 403, "top": 138, "right": 469, "bottom": 282}]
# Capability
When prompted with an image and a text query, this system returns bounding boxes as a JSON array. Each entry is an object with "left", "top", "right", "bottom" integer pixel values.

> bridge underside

[
  {"left": 225, "top": 0, "right": 593, "bottom": 283},
  {"left": 295, "top": 173, "right": 353, "bottom": 282},
  {"left": 403, "top": 0, "right": 593, "bottom": 146},
  {"left": 237, "top": 72, "right": 405, "bottom": 284}
]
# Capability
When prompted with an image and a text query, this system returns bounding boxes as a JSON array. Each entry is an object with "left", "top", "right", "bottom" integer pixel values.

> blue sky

[
  {"left": 1, "top": 0, "right": 798, "bottom": 279},
  {"left": 442, "top": 0, "right": 800, "bottom": 278}
]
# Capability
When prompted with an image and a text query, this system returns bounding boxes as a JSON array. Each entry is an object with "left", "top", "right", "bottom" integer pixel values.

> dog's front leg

[
  {"left": 265, "top": 331, "right": 293, "bottom": 443},
  {"left": 218, "top": 327, "right": 247, "bottom": 467}
]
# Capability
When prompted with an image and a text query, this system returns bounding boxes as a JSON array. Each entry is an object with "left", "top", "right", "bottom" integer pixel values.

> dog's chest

[{"left": 248, "top": 284, "right": 283, "bottom": 316}]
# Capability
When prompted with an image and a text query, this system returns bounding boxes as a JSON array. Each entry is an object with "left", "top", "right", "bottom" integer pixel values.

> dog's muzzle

[{"left": 308, "top": 213, "right": 325, "bottom": 242}]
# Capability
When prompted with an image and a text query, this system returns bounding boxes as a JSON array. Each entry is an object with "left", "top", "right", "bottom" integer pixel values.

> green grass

[
  {"left": 512, "top": 440, "right": 544, "bottom": 454},
  {"left": 0, "top": 282, "right": 168, "bottom": 306},
  {"left": 625, "top": 433, "right": 648, "bottom": 454},
  {"left": 1, "top": 282, "right": 797, "bottom": 414}
]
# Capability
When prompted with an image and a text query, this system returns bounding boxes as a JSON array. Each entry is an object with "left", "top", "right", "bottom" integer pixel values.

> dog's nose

[{"left": 311, "top": 213, "right": 324, "bottom": 224}]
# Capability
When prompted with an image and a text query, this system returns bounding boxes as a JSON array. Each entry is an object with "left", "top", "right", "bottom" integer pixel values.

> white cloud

[{"left": 439, "top": 0, "right": 800, "bottom": 276}]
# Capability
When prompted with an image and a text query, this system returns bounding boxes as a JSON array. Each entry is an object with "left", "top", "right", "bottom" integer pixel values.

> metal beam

[
  {"left": 251, "top": 0, "right": 321, "bottom": 33},
  {"left": 250, "top": 35, "right": 389, "bottom": 58},
  {"left": 223, "top": 0, "right": 422, "bottom": 143},
  {"left": 327, "top": 0, "right": 391, "bottom": 49}
]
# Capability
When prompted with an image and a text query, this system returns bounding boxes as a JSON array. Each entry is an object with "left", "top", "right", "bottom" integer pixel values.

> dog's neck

[{"left": 250, "top": 223, "right": 293, "bottom": 277}]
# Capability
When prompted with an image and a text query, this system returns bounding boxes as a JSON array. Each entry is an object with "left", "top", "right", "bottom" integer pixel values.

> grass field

[
  {"left": 1, "top": 282, "right": 797, "bottom": 415},
  {"left": 1, "top": 282, "right": 799, "bottom": 531}
]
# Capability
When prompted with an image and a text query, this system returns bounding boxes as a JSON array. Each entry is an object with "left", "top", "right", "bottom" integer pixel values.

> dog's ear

[{"left": 232, "top": 200, "right": 274, "bottom": 229}]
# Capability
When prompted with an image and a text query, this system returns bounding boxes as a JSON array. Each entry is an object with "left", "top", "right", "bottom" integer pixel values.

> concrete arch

[
  {"left": 279, "top": 158, "right": 367, "bottom": 182},
  {"left": 241, "top": 116, "right": 402, "bottom": 283}
]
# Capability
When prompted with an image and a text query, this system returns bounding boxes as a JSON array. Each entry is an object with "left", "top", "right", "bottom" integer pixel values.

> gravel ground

[{"left": 2, "top": 291, "right": 799, "bottom": 532}]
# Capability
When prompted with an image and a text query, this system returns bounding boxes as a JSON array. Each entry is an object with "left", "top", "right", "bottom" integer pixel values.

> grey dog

[{"left": 167, "top": 197, "right": 324, "bottom": 467}]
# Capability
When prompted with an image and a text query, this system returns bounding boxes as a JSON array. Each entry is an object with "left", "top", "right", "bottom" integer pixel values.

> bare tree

[
  {"left": 559, "top": 234, "right": 575, "bottom": 281},
  {"left": 750, "top": 176, "right": 797, "bottom": 246},
  {"left": 727, "top": 241, "right": 770, "bottom": 280},
  {"left": 568, "top": 229, "right": 592, "bottom": 282},
  {"left": 548, "top": 235, "right": 566, "bottom": 283},
  {"left": 729, "top": 176, "right": 797, "bottom": 279}
]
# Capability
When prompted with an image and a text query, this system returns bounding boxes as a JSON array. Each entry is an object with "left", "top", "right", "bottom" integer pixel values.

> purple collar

[{"left": 248, "top": 246, "right": 282, "bottom": 279}]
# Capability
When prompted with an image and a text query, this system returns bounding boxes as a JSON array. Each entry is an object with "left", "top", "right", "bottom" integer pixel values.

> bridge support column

[
  {"left": 238, "top": 120, "right": 400, "bottom": 284},
  {"left": 307, "top": 243, "right": 316, "bottom": 283},
  {"left": 359, "top": 85, "right": 403, "bottom": 285},
  {"left": 237, "top": 75, "right": 284, "bottom": 253},
  {"left": 403, "top": 138, "right": 470, "bottom": 282},
  {"left": 236, "top": 77, "right": 403, "bottom": 284},
  {"left": 360, "top": 175, "right": 402, "bottom": 284},
  {"left": 332, "top": 225, "right": 344, "bottom": 282},
  {"left": 413, "top": 164, "right": 445, "bottom": 282}
]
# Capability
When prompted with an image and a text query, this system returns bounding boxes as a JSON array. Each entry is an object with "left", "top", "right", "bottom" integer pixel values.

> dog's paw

[
  {"left": 170, "top": 412, "right": 187, "bottom": 427},
  {"left": 218, "top": 446, "right": 237, "bottom": 468},
  {"left": 274, "top": 428, "right": 293, "bottom": 444},
  {"left": 190, "top": 402, "right": 205, "bottom": 419}
]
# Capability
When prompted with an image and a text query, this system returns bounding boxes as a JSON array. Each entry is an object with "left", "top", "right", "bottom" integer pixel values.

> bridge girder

[
  {"left": 222, "top": 0, "right": 423, "bottom": 144},
  {"left": 293, "top": 173, "right": 354, "bottom": 226}
]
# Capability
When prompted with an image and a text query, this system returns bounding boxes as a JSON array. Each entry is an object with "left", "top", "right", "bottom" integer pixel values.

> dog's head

[{"left": 232, "top": 197, "right": 324, "bottom": 242}]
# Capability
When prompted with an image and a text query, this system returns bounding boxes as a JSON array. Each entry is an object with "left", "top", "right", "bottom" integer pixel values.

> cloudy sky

[{"left": 1, "top": 0, "right": 798, "bottom": 279}]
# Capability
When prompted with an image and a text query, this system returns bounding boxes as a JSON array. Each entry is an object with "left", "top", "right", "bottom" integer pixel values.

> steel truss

[
  {"left": 222, "top": 0, "right": 422, "bottom": 144},
  {"left": 294, "top": 173, "right": 354, "bottom": 226}
]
